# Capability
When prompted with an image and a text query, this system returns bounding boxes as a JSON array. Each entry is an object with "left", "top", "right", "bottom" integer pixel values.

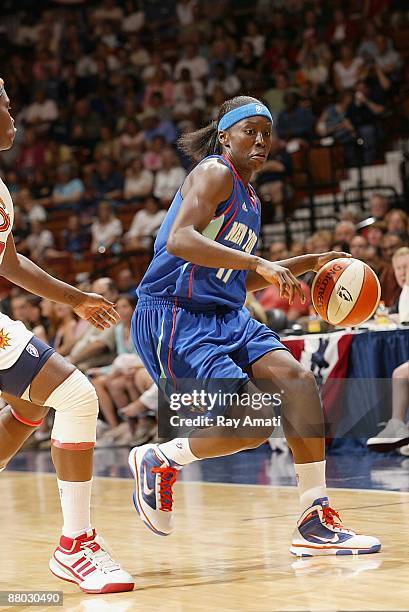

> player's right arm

[
  {"left": 1, "top": 233, "right": 119, "bottom": 330},
  {"left": 167, "top": 159, "right": 303, "bottom": 303}
]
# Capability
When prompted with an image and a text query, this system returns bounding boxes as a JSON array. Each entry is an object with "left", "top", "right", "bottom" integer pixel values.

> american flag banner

[{"left": 282, "top": 331, "right": 353, "bottom": 420}]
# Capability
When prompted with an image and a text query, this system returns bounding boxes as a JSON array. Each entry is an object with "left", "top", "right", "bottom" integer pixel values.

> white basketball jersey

[
  {"left": 0, "top": 179, "right": 34, "bottom": 372},
  {"left": 0, "top": 178, "right": 14, "bottom": 265}
]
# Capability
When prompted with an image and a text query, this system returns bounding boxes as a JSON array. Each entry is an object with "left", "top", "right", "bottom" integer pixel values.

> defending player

[
  {"left": 129, "top": 96, "right": 381, "bottom": 556},
  {"left": 0, "top": 80, "right": 134, "bottom": 592}
]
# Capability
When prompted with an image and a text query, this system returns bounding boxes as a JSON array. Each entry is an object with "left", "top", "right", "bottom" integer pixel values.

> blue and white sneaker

[
  {"left": 128, "top": 444, "right": 179, "bottom": 536},
  {"left": 290, "top": 497, "right": 381, "bottom": 557}
]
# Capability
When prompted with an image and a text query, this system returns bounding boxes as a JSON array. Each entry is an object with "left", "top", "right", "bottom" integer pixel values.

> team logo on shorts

[
  {"left": 0, "top": 328, "right": 11, "bottom": 350},
  {"left": 26, "top": 343, "right": 39, "bottom": 358}
]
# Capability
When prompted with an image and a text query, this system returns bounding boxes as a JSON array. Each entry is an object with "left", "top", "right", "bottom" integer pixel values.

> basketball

[{"left": 311, "top": 257, "right": 381, "bottom": 327}]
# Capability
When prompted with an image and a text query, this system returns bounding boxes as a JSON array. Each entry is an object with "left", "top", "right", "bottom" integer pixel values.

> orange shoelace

[
  {"left": 151, "top": 466, "right": 178, "bottom": 511},
  {"left": 322, "top": 506, "right": 343, "bottom": 529}
]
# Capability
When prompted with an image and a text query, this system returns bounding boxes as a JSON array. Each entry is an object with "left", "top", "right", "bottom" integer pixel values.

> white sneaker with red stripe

[
  {"left": 290, "top": 497, "right": 381, "bottom": 557},
  {"left": 49, "top": 529, "right": 134, "bottom": 593}
]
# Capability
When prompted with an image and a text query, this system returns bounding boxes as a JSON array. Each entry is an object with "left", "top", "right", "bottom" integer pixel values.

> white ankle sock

[
  {"left": 294, "top": 460, "right": 327, "bottom": 510},
  {"left": 57, "top": 478, "right": 92, "bottom": 538},
  {"left": 159, "top": 438, "right": 198, "bottom": 466}
]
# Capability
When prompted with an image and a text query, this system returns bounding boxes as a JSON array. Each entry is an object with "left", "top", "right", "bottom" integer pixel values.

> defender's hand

[{"left": 73, "top": 292, "right": 120, "bottom": 330}]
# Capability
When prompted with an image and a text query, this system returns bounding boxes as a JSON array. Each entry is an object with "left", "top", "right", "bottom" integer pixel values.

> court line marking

[{"left": 5, "top": 470, "right": 409, "bottom": 496}]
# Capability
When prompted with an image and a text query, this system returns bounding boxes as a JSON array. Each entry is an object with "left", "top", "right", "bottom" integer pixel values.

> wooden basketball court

[{"left": 2, "top": 471, "right": 409, "bottom": 611}]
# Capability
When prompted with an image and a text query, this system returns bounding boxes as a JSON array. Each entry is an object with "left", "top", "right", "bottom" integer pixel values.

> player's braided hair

[{"left": 178, "top": 95, "right": 262, "bottom": 162}]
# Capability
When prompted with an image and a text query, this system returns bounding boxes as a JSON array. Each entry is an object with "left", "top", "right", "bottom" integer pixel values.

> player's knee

[
  {"left": 281, "top": 365, "right": 317, "bottom": 394},
  {"left": 44, "top": 370, "right": 98, "bottom": 448},
  {"left": 393, "top": 362, "right": 409, "bottom": 380}
]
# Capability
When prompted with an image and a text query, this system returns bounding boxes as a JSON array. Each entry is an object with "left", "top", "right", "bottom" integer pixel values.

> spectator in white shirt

[
  {"left": 26, "top": 220, "right": 55, "bottom": 263},
  {"left": 333, "top": 44, "right": 363, "bottom": 91},
  {"left": 173, "top": 82, "right": 206, "bottom": 124},
  {"left": 17, "top": 187, "right": 47, "bottom": 224},
  {"left": 24, "top": 89, "right": 58, "bottom": 131},
  {"left": 374, "top": 34, "right": 402, "bottom": 76},
  {"left": 174, "top": 43, "right": 209, "bottom": 81},
  {"left": 91, "top": 202, "right": 123, "bottom": 253},
  {"left": 129, "top": 34, "right": 151, "bottom": 68},
  {"left": 122, "top": 0, "right": 145, "bottom": 33},
  {"left": 206, "top": 63, "right": 241, "bottom": 97},
  {"left": 124, "top": 157, "right": 154, "bottom": 201},
  {"left": 153, "top": 148, "right": 187, "bottom": 207},
  {"left": 176, "top": 0, "right": 197, "bottom": 26},
  {"left": 124, "top": 196, "right": 166, "bottom": 250}
]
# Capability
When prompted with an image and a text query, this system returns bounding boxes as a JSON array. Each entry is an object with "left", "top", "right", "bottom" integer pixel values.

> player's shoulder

[{"left": 187, "top": 156, "right": 233, "bottom": 199}]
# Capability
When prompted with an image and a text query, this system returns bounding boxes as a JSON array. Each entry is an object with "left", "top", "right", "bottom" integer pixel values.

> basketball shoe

[
  {"left": 49, "top": 529, "right": 134, "bottom": 593},
  {"left": 128, "top": 443, "right": 178, "bottom": 536},
  {"left": 367, "top": 418, "right": 409, "bottom": 452},
  {"left": 290, "top": 497, "right": 381, "bottom": 557}
]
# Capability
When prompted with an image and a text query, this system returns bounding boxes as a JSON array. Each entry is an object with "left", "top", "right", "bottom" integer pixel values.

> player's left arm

[
  {"left": 246, "top": 251, "right": 350, "bottom": 292},
  {"left": 1, "top": 233, "right": 119, "bottom": 329}
]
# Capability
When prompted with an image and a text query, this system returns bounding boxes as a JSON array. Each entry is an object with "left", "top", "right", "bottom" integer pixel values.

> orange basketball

[{"left": 311, "top": 257, "right": 381, "bottom": 327}]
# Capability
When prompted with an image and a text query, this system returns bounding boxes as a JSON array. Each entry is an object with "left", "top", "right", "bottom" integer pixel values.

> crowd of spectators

[
  {"left": 0, "top": 0, "right": 408, "bottom": 264},
  {"left": 0, "top": 0, "right": 409, "bottom": 447}
]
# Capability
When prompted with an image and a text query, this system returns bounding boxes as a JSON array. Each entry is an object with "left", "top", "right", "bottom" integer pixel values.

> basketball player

[
  {"left": 129, "top": 96, "right": 381, "bottom": 556},
  {"left": 0, "top": 80, "right": 134, "bottom": 592}
]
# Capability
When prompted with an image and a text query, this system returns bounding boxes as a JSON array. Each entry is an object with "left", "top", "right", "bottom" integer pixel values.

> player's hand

[
  {"left": 73, "top": 292, "right": 120, "bottom": 330},
  {"left": 255, "top": 260, "right": 305, "bottom": 305},
  {"left": 312, "top": 251, "right": 351, "bottom": 273}
]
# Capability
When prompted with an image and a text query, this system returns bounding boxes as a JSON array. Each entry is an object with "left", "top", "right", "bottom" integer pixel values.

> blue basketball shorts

[{"left": 131, "top": 295, "right": 288, "bottom": 395}]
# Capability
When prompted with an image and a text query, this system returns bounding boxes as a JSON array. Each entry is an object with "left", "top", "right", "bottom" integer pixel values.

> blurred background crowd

[{"left": 0, "top": 0, "right": 408, "bottom": 448}]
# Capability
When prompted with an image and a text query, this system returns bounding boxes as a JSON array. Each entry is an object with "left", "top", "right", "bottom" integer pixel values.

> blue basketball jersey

[{"left": 137, "top": 155, "right": 261, "bottom": 309}]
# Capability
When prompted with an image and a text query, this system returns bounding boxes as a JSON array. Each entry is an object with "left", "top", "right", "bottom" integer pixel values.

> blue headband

[{"left": 217, "top": 103, "right": 273, "bottom": 131}]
